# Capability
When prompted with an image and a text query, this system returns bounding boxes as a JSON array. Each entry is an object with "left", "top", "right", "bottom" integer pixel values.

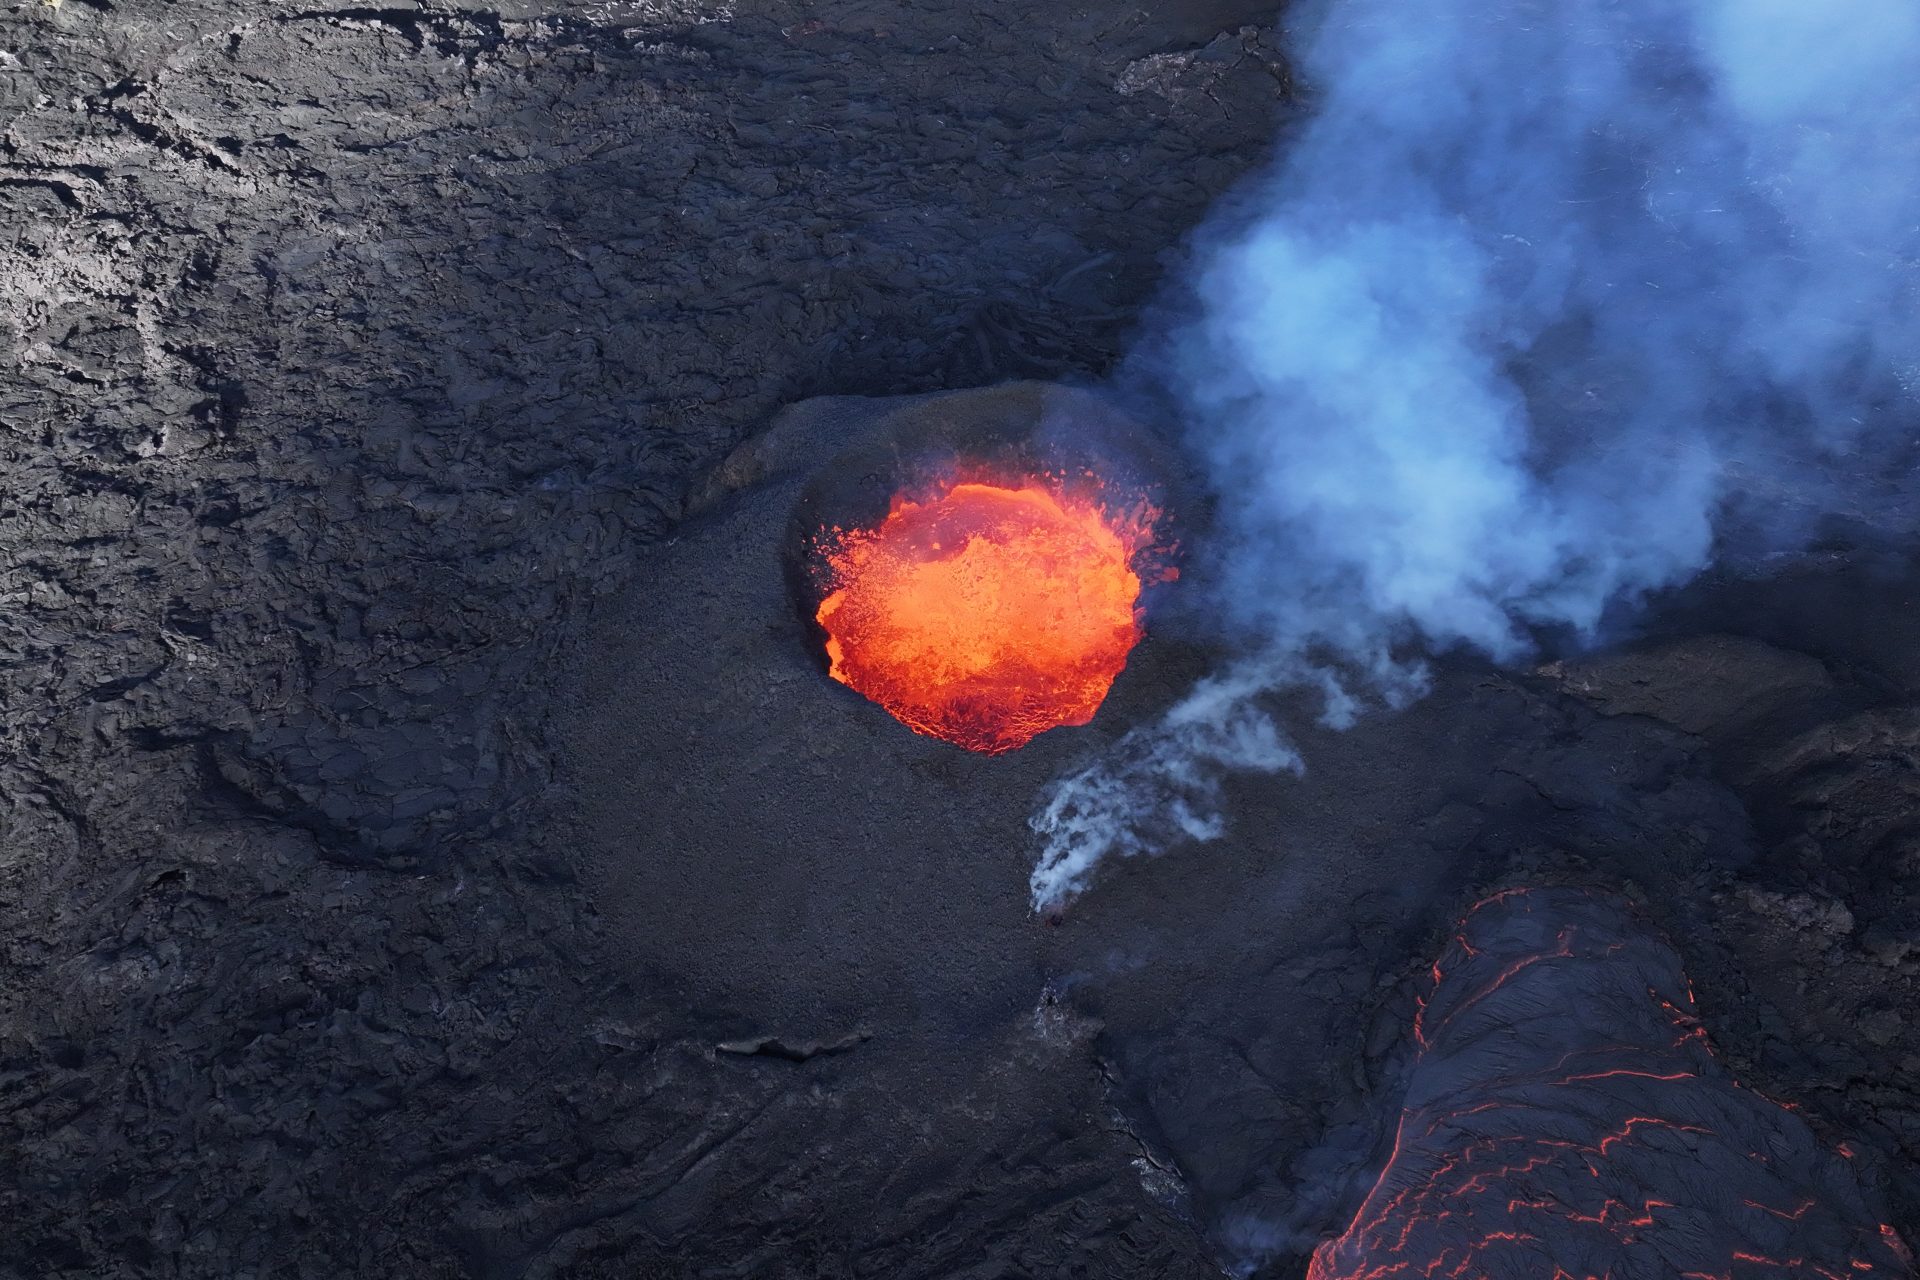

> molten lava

[{"left": 812, "top": 474, "right": 1164, "bottom": 754}]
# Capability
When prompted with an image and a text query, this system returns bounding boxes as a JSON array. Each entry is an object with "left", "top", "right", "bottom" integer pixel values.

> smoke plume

[{"left": 1032, "top": 0, "right": 1920, "bottom": 909}]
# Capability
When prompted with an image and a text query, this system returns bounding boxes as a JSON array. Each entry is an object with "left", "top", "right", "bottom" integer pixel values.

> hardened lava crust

[{"left": 5, "top": 2, "right": 1920, "bottom": 1278}]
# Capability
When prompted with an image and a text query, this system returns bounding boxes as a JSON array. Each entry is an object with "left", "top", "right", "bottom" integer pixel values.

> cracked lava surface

[{"left": 1309, "top": 888, "right": 1915, "bottom": 1280}]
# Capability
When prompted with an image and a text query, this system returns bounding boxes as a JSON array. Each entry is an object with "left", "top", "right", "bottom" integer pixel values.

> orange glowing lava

[{"left": 812, "top": 475, "right": 1165, "bottom": 754}]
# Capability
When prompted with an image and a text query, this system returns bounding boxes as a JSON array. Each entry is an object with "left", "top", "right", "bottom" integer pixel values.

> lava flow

[
  {"left": 811, "top": 472, "right": 1165, "bottom": 754},
  {"left": 1310, "top": 888, "right": 1914, "bottom": 1280}
]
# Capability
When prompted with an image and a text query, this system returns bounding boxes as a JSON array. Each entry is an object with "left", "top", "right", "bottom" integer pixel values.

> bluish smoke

[{"left": 1032, "top": 0, "right": 1920, "bottom": 909}]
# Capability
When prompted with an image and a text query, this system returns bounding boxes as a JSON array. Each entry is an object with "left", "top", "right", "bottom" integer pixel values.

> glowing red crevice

[{"left": 1309, "top": 888, "right": 1914, "bottom": 1280}]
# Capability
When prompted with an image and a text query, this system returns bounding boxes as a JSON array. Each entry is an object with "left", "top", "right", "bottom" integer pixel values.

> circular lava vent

[{"left": 787, "top": 384, "right": 1180, "bottom": 755}]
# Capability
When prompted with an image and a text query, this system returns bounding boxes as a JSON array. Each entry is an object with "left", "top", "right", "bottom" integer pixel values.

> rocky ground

[{"left": 2, "top": 1, "right": 1915, "bottom": 1278}]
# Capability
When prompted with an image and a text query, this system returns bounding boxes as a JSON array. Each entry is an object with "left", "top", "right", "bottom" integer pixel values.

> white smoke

[{"left": 1031, "top": 0, "right": 1920, "bottom": 910}]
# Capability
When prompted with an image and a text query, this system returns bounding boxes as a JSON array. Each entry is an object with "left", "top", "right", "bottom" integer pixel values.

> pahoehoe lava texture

[
  {"left": 6, "top": 0, "right": 1920, "bottom": 1276},
  {"left": 1313, "top": 888, "right": 1913, "bottom": 1280},
  {"left": 0, "top": 2, "right": 1285, "bottom": 1275}
]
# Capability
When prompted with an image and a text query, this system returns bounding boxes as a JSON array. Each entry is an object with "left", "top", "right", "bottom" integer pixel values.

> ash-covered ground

[{"left": 2, "top": 2, "right": 1917, "bottom": 1278}]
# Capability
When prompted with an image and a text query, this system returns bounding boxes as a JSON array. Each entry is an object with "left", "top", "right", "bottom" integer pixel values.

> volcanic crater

[{"left": 789, "top": 383, "right": 1181, "bottom": 754}]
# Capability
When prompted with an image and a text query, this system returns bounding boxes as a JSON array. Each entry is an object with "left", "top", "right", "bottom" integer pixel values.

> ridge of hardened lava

[{"left": 1309, "top": 887, "right": 1915, "bottom": 1280}]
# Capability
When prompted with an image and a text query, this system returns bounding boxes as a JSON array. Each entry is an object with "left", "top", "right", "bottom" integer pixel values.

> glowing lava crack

[
  {"left": 811, "top": 476, "right": 1164, "bottom": 754},
  {"left": 1310, "top": 888, "right": 1914, "bottom": 1280}
]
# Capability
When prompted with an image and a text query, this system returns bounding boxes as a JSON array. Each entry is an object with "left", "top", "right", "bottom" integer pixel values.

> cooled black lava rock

[
  {"left": 1309, "top": 888, "right": 1914, "bottom": 1280},
  {"left": 12, "top": 0, "right": 1918, "bottom": 1276}
]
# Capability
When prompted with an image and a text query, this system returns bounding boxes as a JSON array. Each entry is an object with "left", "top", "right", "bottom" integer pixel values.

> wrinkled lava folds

[
  {"left": 1311, "top": 887, "right": 1914, "bottom": 1280},
  {"left": 811, "top": 474, "right": 1165, "bottom": 754}
]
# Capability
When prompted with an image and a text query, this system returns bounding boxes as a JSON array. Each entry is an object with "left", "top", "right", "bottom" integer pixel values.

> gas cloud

[{"left": 1032, "top": 0, "right": 1920, "bottom": 909}]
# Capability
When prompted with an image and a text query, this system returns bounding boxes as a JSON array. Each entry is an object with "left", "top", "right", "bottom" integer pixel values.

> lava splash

[
  {"left": 1310, "top": 887, "right": 1913, "bottom": 1280},
  {"left": 811, "top": 473, "right": 1164, "bottom": 754}
]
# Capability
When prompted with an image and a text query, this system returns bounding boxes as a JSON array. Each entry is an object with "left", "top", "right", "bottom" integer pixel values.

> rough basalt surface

[
  {"left": 3, "top": 1, "right": 1918, "bottom": 1278},
  {"left": 0, "top": 2, "right": 1285, "bottom": 1274}
]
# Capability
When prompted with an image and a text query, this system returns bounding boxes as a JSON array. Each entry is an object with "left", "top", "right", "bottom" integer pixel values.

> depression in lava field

[{"left": 811, "top": 472, "right": 1168, "bottom": 754}]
